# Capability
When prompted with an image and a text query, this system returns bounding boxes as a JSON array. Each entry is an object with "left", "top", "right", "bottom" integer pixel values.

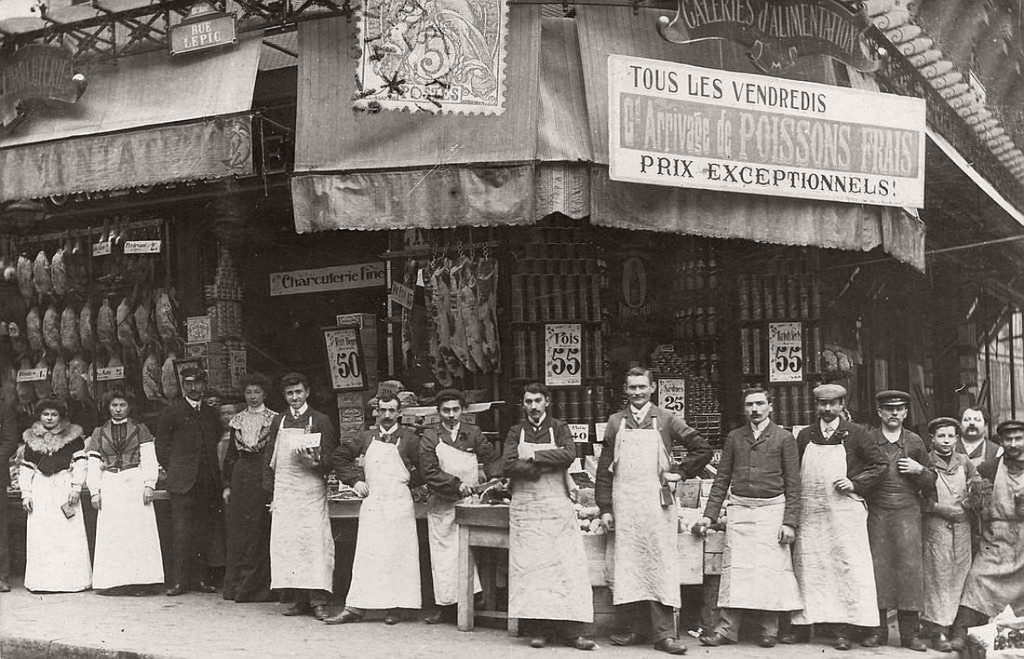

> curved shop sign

[
  {"left": 657, "top": 0, "right": 881, "bottom": 75},
  {"left": 269, "top": 262, "right": 385, "bottom": 296}
]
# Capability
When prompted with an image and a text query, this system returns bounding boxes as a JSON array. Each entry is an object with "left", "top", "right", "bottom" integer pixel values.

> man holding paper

[{"left": 265, "top": 372, "right": 338, "bottom": 620}]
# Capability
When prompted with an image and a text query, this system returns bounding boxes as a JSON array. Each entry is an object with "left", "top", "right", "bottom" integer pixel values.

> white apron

[
  {"left": 345, "top": 438, "right": 421, "bottom": 609},
  {"left": 609, "top": 417, "right": 680, "bottom": 607},
  {"left": 427, "top": 439, "right": 482, "bottom": 606},
  {"left": 922, "top": 457, "right": 972, "bottom": 627},
  {"left": 792, "top": 442, "right": 878, "bottom": 626},
  {"left": 269, "top": 425, "right": 334, "bottom": 592},
  {"left": 92, "top": 467, "right": 164, "bottom": 589},
  {"left": 509, "top": 428, "right": 594, "bottom": 622},
  {"left": 718, "top": 493, "right": 802, "bottom": 611},
  {"left": 24, "top": 469, "right": 92, "bottom": 592}
]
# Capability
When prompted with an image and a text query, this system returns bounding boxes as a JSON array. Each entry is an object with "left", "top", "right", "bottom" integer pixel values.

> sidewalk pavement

[{"left": 0, "top": 581, "right": 926, "bottom": 659}]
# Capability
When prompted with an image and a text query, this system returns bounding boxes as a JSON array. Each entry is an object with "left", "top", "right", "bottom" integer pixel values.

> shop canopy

[
  {"left": 291, "top": 7, "right": 925, "bottom": 271},
  {"left": 0, "top": 35, "right": 262, "bottom": 202}
]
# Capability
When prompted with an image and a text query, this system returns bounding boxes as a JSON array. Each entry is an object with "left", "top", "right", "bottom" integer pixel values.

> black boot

[
  {"left": 950, "top": 606, "right": 989, "bottom": 651},
  {"left": 898, "top": 610, "right": 927, "bottom": 652},
  {"left": 861, "top": 609, "right": 888, "bottom": 647}
]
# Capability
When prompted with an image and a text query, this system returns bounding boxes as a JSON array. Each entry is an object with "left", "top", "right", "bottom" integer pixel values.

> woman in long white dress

[
  {"left": 87, "top": 390, "right": 164, "bottom": 594},
  {"left": 19, "top": 398, "right": 92, "bottom": 593}
]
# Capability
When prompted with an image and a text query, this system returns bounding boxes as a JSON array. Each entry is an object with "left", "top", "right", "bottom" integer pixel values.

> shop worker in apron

[
  {"left": 326, "top": 393, "right": 422, "bottom": 625},
  {"left": 950, "top": 419, "right": 1024, "bottom": 650},
  {"left": 420, "top": 388, "right": 501, "bottom": 625},
  {"left": 502, "top": 382, "right": 597, "bottom": 651},
  {"left": 790, "top": 383, "right": 887, "bottom": 651},
  {"left": 595, "top": 367, "right": 712, "bottom": 656},
  {"left": 957, "top": 407, "right": 1002, "bottom": 468},
  {"left": 695, "top": 386, "right": 802, "bottom": 649},
  {"left": 156, "top": 366, "right": 223, "bottom": 596},
  {"left": 265, "top": 372, "right": 338, "bottom": 620},
  {"left": 920, "top": 417, "right": 978, "bottom": 652},
  {"left": 863, "top": 389, "right": 936, "bottom": 651}
]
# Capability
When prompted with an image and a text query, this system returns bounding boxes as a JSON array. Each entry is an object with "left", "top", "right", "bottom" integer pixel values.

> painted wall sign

[
  {"left": 545, "top": 323, "right": 583, "bottom": 387},
  {"left": 768, "top": 321, "right": 804, "bottom": 383},
  {"left": 658, "top": 378, "right": 688, "bottom": 420},
  {"left": 169, "top": 13, "right": 237, "bottom": 56},
  {"left": 657, "top": 0, "right": 881, "bottom": 74},
  {"left": 270, "top": 262, "right": 386, "bottom": 296},
  {"left": 608, "top": 55, "right": 926, "bottom": 208},
  {"left": 323, "top": 326, "right": 367, "bottom": 392}
]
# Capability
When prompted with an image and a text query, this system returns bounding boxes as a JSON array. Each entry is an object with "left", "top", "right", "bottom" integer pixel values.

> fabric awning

[
  {"left": 574, "top": 5, "right": 926, "bottom": 271},
  {"left": 0, "top": 36, "right": 262, "bottom": 201},
  {"left": 291, "top": 10, "right": 593, "bottom": 232}
]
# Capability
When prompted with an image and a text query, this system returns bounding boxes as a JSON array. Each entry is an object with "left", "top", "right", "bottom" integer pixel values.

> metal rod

[{"left": 822, "top": 233, "right": 1024, "bottom": 270}]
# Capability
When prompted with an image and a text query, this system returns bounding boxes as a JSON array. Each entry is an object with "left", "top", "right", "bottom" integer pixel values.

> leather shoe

[
  {"left": 860, "top": 633, "right": 882, "bottom": 648},
  {"left": 653, "top": 638, "right": 688, "bottom": 655},
  {"left": 530, "top": 636, "right": 546, "bottom": 648},
  {"left": 778, "top": 633, "right": 796, "bottom": 644},
  {"left": 609, "top": 632, "right": 647, "bottom": 646},
  {"left": 903, "top": 635, "right": 928, "bottom": 652},
  {"left": 758, "top": 635, "right": 778, "bottom": 648},
  {"left": 0, "top": 580, "right": 11, "bottom": 593},
  {"left": 312, "top": 605, "right": 330, "bottom": 621},
  {"left": 383, "top": 610, "right": 401, "bottom": 625},
  {"left": 282, "top": 602, "right": 311, "bottom": 616},
  {"left": 566, "top": 636, "right": 597, "bottom": 651},
  {"left": 699, "top": 632, "right": 735, "bottom": 647},
  {"left": 165, "top": 584, "right": 188, "bottom": 597},
  {"left": 933, "top": 632, "right": 952, "bottom": 652},
  {"left": 194, "top": 581, "right": 217, "bottom": 594},
  {"left": 834, "top": 636, "right": 852, "bottom": 651},
  {"left": 423, "top": 607, "right": 453, "bottom": 625},
  {"left": 324, "top": 608, "right": 363, "bottom": 625},
  {"left": 949, "top": 635, "right": 966, "bottom": 651}
]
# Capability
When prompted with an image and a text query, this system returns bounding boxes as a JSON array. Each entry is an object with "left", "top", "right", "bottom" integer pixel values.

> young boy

[{"left": 921, "top": 417, "right": 978, "bottom": 652}]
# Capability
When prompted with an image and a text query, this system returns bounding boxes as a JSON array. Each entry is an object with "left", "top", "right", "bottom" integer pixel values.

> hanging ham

[
  {"left": 51, "top": 354, "right": 69, "bottom": 400},
  {"left": 26, "top": 307, "right": 43, "bottom": 354},
  {"left": 162, "top": 353, "right": 180, "bottom": 399},
  {"left": 43, "top": 304, "right": 61, "bottom": 352},
  {"left": 61, "top": 305, "right": 80, "bottom": 353},
  {"left": 476, "top": 256, "right": 500, "bottom": 370},
  {"left": 116, "top": 298, "right": 139, "bottom": 356},
  {"left": 96, "top": 298, "right": 116, "bottom": 351},
  {"left": 32, "top": 355, "right": 50, "bottom": 400},
  {"left": 143, "top": 349, "right": 164, "bottom": 401},
  {"left": 32, "top": 250, "right": 51, "bottom": 300},
  {"left": 50, "top": 243, "right": 67, "bottom": 298},
  {"left": 16, "top": 255, "right": 33, "bottom": 302},
  {"left": 79, "top": 302, "right": 96, "bottom": 353},
  {"left": 156, "top": 289, "right": 179, "bottom": 342},
  {"left": 135, "top": 294, "right": 155, "bottom": 346},
  {"left": 453, "top": 258, "right": 486, "bottom": 372},
  {"left": 68, "top": 353, "right": 89, "bottom": 402}
]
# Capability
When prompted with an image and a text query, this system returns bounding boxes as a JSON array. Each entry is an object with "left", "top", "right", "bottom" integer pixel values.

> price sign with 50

[
  {"left": 323, "top": 326, "right": 366, "bottom": 391},
  {"left": 545, "top": 323, "right": 583, "bottom": 387}
]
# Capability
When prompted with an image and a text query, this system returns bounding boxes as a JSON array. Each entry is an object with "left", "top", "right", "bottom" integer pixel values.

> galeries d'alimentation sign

[{"left": 608, "top": 55, "right": 926, "bottom": 208}]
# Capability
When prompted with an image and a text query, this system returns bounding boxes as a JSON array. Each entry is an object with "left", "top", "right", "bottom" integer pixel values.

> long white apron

[
  {"left": 717, "top": 494, "right": 802, "bottom": 610},
  {"left": 92, "top": 468, "right": 164, "bottom": 589},
  {"left": 427, "top": 440, "right": 481, "bottom": 606},
  {"left": 269, "top": 426, "right": 334, "bottom": 592},
  {"left": 24, "top": 470, "right": 92, "bottom": 592},
  {"left": 792, "top": 442, "right": 878, "bottom": 626},
  {"left": 345, "top": 439, "right": 421, "bottom": 609},
  {"left": 509, "top": 428, "right": 594, "bottom": 622},
  {"left": 922, "top": 460, "right": 972, "bottom": 626},
  {"left": 609, "top": 418, "right": 680, "bottom": 607}
]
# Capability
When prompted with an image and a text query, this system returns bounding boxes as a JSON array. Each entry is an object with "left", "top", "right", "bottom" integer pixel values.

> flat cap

[
  {"left": 997, "top": 419, "right": 1024, "bottom": 436},
  {"left": 875, "top": 389, "right": 911, "bottom": 406},
  {"left": 927, "top": 416, "right": 961, "bottom": 435},
  {"left": 435, "top": 388, "right": 466, "bottom": 408},
  {"left": 812, "top": 383, "right": 847, "bottom": 401},
  {"left": 180, "top": 366, "right": 207, "bottom": 382}
]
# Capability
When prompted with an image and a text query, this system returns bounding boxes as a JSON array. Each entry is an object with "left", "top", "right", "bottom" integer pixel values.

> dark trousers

[
  {"left": 169, "top": 484, "right": 219, "bottom": 588},
  {"left": 521, "top": 619, "right": 587, "bottom": 640},
  {"left": 615, "top": 600, "right": 676, "bottom": 644},
  {"left": 876, "top": 608, "right": 921, "bottom": 642},
  {"left": 281, "top": 588, "right": 331, "bottom": 607},
  {"left": 0, "top": 489, "right": 8, "bottom": 582}
]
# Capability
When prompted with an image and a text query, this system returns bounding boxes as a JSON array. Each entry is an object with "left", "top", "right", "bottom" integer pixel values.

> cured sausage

[
  {"left": 50, "top": 244, "right": 67, "bottom": 297},
  {"left": 26, "top": 307, "right": 43, "bottom": 353},
  {"left": 43, "top": 304, "right": 61, "bottom": 352},
  {"left": 16, "top": 255, "right": 32, "bottom": 302},
  {"left": 61, "top": 305, "right": 80, "bottom": 353},
  {"left": 32, "top": 250, "right": 51, "bottom": 300}
]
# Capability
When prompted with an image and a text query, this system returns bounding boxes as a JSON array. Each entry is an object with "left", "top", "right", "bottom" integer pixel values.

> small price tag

[
  {"left": 595, "top": 422, "right": 608, "bottom": 442},
  {"left": 544, "top": 323, "right": 583, "bottom": 387},
  {"left": 568, "top": 423, "right": 590, "bottom": 443},
  {"left": 389, "top": 282, "right": 415, "bottom": 311},
  {"left": 336, "top": 314, "right": 367, "bottom": 329},
  {"left": 768, "top": 321, "right": 804, "bottom": 383},
  {"left": 186, "top": 316, "right": 212, "bottom": 344},
  {"left": 92, "top": 241, "right": 112, "bottom": 257},
  {"left": 123, "top": 239, "right": 162, "bottom": 254},
  {"left": 96, "top": 366, "right": 125, "bottom": 382},
  {"left": 658, "top": 378, "right": 687, "bottom": 421},
  {"left": 16, "top": 368, "right": 48, "bottom": 382}
]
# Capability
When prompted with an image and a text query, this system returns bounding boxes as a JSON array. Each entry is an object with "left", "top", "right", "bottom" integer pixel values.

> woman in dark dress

[{"left": 222, "top": 373, "right": 279, "bottom": 602}]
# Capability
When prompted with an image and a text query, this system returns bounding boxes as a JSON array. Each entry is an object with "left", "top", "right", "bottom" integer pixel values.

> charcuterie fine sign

[{"left": 270, "top": 262, "right": 386, "bottom": 296}]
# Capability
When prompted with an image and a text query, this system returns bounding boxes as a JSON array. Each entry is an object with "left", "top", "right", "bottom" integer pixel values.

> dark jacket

[
  {"left": 704, "top": 420, "right": 801, "bottom": 527},
  {"left": 0, "top": 404, "right": 19, "bottom": 488},
  {"left": 333, "top": 425, "right": 422, "bottom": 489},
  {"left": 155, "top": 398, "right": 222, "bottom": 495},
  {"left": 797, "top": 419, "right": 888, "bottom": 497},
  {"left": 956, "top": 437, "right": 1002, "bottom": 467},
  {"left": 866, "top": 427, "right": 937, "bottom": 507},
  {"left": 501, "top": 415, "right": 577, "bottom": 481},
  {"left": 420, "top": 422, "right": 500, "bottom": 499},
  {"left": 261, "top": 407, "right": 338, "bottom": 491},
  {"left": 595, "top": 405, "right": 712, "bottom": 515}
]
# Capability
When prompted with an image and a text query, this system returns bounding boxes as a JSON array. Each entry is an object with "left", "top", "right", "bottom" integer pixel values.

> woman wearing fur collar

[{"left": 19, "top": 398, "right": 92, "bottom": 592}]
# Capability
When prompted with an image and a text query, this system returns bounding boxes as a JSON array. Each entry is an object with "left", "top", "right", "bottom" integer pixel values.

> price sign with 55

[
  {"left": 768, "top": 321, "right": 804, "bottom": 383},
  {"left": 545, "top": 323, "right": 582, "bottom": 387}
]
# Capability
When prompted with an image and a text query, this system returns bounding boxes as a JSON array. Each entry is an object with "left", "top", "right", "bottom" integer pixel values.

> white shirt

[
  {"left": 820, "top": 418, "right": 839, "bottom": 439},
  {"left": 442, "top": 421, "right": 461, "bottom": 442},
  {"left": 291, "top": 403, "right": 309, "bottom": 418},
  {"left": 530, "top": 413, "right": 547, "bottom": 433},
  {"left": 882, "top": 427, "right": 902, "bottom": 443},
  {"left": 187, "top": 398, "right": 202, "bottom": 412},
  {"left": 751, "top": 417, "right": 770, "bottom": 439},
  {"left": 630, "top": 402, "right": 652, "bottom": 425}
]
